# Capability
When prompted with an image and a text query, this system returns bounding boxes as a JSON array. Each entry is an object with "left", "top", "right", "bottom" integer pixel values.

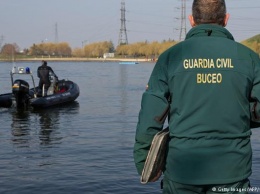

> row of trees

[
  {"left": 72, "top": 40, "right": 177, "bottom": 58},
  {"left": 241, "top": 34, "right": 260, "bottom": 55},
  {"left": 1, "top": 43, "right": 20, "bottom": 58},
  {"left": 72, "top": 41, "right": 114, "bottom": 58},
  {"left": 116, "top": 41, "right": 176, "bottom": 58},
  {"left": 0, "top": 40, "right": 178, "bottom": 59},
  {"left": 0, "top": 36, "right": 259, "bottom": 59},
  {"left": 28, "top": 42, "right": 72, "bottom": 57}
]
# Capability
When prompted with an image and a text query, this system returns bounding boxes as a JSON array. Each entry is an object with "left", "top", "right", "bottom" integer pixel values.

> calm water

[{"left": 0, "top": 61, "right": 259, "bottom": 194}]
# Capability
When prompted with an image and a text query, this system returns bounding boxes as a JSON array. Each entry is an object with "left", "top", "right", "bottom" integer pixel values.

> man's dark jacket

[
  {"left": 134, "top": 24, "right": 260, "bottom": 184},
  {"left": 37, "top": 65, "right": 55, "bottom": 89}
]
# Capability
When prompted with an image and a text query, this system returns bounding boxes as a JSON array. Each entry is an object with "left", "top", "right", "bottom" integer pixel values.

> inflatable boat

[
  {"left": 0, "top": 66, "right": 80, "bottom": 109},
  {"left": 30, "top": 79, "right": 79, "bottom": 108}
]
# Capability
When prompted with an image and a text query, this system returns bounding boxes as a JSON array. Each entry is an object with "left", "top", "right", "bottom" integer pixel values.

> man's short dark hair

[
  {"left": 42, "top": 60, "right": 47, "bottom": 66},
  {"left": 192, "top": 0, "right": 227, "bottom": 26}
]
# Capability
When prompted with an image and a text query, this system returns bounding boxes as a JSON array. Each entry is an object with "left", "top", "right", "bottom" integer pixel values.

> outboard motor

[{"left": 12, "top": 79, "right": 30, "bottom": 108}]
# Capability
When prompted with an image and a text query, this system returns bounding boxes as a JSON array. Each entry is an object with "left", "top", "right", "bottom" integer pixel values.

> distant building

[{"left": 103, "top": 53, "right": 115, "bottom": 58}]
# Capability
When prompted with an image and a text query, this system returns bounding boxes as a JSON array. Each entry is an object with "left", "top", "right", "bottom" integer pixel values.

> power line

[
  {"left": 228, "top": 6, "right": 260, "bottom": 9},
  {"left": 128, "top": 19, "right": 173, "bottom": 28}
]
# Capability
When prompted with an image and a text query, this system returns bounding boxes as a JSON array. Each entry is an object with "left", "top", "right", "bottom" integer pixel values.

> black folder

[{"left": 140, "top": 127, "right": 169, "bottom": 184}]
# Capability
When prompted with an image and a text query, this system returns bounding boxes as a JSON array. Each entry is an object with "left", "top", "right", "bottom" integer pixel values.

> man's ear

[
  {"left": 223, "top": 13, "right": 230, "bottom": 27},
  {"left": 189, "top": 15, "right": 196, "bottom": 27}
]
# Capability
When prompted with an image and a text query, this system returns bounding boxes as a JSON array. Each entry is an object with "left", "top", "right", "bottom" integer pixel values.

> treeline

[
  {"left": 241, "top": 34, "right": 260, "bottom": 55},
  {"left": 1, "top": 35, "right": 260, "bottom": 60},
  {"left": 116, "top": 41, "right": 176, "bottom": 58},
  {"left": 0, "top": 40, "right": 177, "bottom": 59},
  {"left": 0, "top": 42, "right": 72, "bottom": 60},
  {"left": 30, "top": 40, "right": 177, "bottom": 59},
  {"left": 72, "top": 41, "right": 115, "bottom": 58},
  {"left": 29, "top": 42, "right": 72, "bottom": 57}
]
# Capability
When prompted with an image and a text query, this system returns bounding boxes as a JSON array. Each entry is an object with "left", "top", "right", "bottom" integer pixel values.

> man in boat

[
  {"left": 37, "top": 60, "right": 58, "bottom": 96},
  {"left": 134, "top": 0, "right": 260, "bottom": 193}
]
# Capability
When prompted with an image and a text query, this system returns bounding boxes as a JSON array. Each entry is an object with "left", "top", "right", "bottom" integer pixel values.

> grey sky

[{"left": 0, "top": 0, "right": 259, "bottom": 49}]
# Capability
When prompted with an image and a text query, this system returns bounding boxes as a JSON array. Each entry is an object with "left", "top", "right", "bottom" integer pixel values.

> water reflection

[
  {"left": 11, "top": 109, "right": 31, "bottom": 147},
  {"left": 33, "top": 101, "right": 80, "bottom": 146},
  {"left": 119, "top": 64, "right": 128, "bottom": 115},
  {"left": 37, "top": 109, "right": 59, "bottom": 145},
  {"left": 10, "top": 102, "right": 80, "bottom": 147}
]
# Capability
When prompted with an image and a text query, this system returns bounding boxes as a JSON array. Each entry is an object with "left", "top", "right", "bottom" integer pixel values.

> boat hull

[
  {"left": 0, "top": 80, "right": 79, "bottom": 109},
  {"left": 0, "top": 93, "right": 12, "bottom": 108},
  {"left": 30, "top": 80, "right": 79, "bottom": 108}
]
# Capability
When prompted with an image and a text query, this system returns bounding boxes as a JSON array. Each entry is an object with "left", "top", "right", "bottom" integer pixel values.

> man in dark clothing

[
  {"left": 134, "top": 0, "right": 260, "bottom": 193},
  {"left": 37, "top": 60, "right": 57, "bottom": 96}
]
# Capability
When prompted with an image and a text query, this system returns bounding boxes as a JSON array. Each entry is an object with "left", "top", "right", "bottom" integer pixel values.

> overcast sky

[{"left": 0, "top": 0, "right": 259, "bottom": 49}]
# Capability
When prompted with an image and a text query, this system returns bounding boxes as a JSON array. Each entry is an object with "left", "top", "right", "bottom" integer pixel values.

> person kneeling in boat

[{"left": 37, "top": 60, "right": 58, "bottom": 96}]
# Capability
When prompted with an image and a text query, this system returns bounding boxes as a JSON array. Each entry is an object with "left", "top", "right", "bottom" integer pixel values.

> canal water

[{"left": 0, "top": 61, "right": 259, "bottom": 194}]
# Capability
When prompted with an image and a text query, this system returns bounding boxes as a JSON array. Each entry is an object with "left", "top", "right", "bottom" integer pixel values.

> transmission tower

[
  {"left": 179, "top": 0, "right": 187, "bottom": 41},
  {"left": 118, "top": 0, "right": 128, "bottom": 45},
  {"left": 0, "top": 35, "right": 4, "bottom": 50},
  {"left": 55, "top": 22, "right": 59, "bottom": 43}
]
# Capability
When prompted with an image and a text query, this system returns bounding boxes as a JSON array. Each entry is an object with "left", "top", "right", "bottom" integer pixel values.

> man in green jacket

[{"left": 134, "top": 0, "right": 260, "bottom": 193}]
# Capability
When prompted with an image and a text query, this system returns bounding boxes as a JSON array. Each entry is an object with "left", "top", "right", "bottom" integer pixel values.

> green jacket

[{"left": 134, "top": 24, "right": 260, "bottom": 185}]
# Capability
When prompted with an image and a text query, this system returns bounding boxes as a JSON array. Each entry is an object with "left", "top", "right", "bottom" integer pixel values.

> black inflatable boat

[
  {"left": 30, "top": 79, "right": 79, "bottom": 108},
  {"left": 0, "top": 66, "right": 80, "bottom": 109}
]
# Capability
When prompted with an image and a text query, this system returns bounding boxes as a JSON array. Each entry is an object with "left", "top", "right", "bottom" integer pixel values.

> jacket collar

[{"left": 185, "top": 24, "right": 234, "bottom": 41}]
